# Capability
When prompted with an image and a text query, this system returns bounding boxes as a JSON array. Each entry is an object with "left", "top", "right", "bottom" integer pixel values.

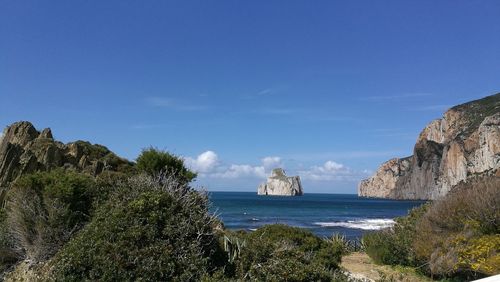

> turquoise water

[{"left": 209, "top": 192, "right": 425, "bottom": 239}]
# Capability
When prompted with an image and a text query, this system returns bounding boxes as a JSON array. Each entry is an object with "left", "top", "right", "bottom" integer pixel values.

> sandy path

[{"left": 341, "top": 252, "right": 430, "bottom": 282}]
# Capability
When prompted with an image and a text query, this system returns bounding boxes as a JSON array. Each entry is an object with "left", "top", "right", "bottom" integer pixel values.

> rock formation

[
  {"left": 258, "top": 168, "right": 303, "bottom": 196},
  {"left": 359, "top": 93, "right": 500, "bottom": 200},
  {"left": 0, "top": 121, "right": 133, "bottom": 190}
]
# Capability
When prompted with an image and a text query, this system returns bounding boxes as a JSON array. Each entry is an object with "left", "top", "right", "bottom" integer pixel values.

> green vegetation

[
  {"left": 227, "top": 225, "right": 345, "bottom": 281},
  {"left": 363, "top": 176, "right": 500, "bottom": 280},
  {"left": 451, "top": 92, "right": 500, "bottom": 137},
  {"left": 3, "top": 170, "right": 97, "bottom": 264},
  {"left": 136, "top": 147, "right": 197, "bottom": 183},
  {"left": 0, "top": 147, "right": 350, "bottom": 281},
  {"left": 4, "top": 141, "right": 496, "bottom": 281},
  {"left": 47, "top": 175, "right": 347, "bottom": 281},
  {"left": 49, "top": 175, "right": 224, "bottom": 281},
  {"left": 363, "top": 204, "right": 428, "bottom": 266}
]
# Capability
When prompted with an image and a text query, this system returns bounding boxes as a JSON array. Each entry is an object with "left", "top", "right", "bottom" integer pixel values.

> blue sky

[{"left": 1, "top": 1, "right": 499, "bottom": 193}]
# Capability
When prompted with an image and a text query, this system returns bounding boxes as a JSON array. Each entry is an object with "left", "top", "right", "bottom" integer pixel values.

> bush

[
  {"left": 364, "top": 176, "right": 500, "bottom": 280},
  {"left": 4, "top": 170, "right": 97, "bottom": 263},
  {"left": 363, "top": 204, "right": 428, "bottom": 266},
  {"left": 226, "top": 224, "right": 345, "bottom": 281},
  {"left": 413, "top": 176, "right": 500, "bottom": 278},
  {"left": 136, "top": 148, "right": 196, "bottom": 183},
  {"left": 49, "top": 174, "right": 224, "bottom": 281}
]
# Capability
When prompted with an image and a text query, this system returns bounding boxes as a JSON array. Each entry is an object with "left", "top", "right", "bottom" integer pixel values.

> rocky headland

[
  {"left": 0, "top": 121, "right": 133, "bottom": 191},
  {"left": 359, "top": 93, "right": 500, "bottom": 200},
  {"left": 258, "top": 168, "right": 304, "bottom": 196}
]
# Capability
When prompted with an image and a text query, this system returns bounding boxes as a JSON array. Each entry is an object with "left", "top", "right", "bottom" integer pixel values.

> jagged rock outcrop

[
  {"left": 359, "top": 93, "right": 500, "bottom": 200},
  {"left": 258, "top": 168, "right": 303, "bottom": 196},
  {"left": 0, "top": 121, "right": 133, "bottom": 189}
]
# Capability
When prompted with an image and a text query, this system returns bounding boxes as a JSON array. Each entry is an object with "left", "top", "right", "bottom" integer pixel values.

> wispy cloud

[
  {"left": 130, "top": 124, "right": 167, "bottom": 130},
  {"left": 257, "top": 107, "right": 301, "bottom": 115},
  {"left": 360, "top": 92, "right": 432, "bottom": 102},
  {"left": 241, "top": 85, "right": 289, "bottom": 100},
  {"left": 373, "top": 132, "right": 417, "bottom": 138},
  {"left": 257, "top": 88, "right": 273, "bottom": 96},
  {"left": 412, "top": 104, "right": 451, "bottom": 112},
  {"left": 288, "top": 150, "right": 408, "bottom": 162},
  {"left": 145, "top": 97, "right": 208, "bottom": 111},
  {"left": 368, "top": 128, "right": 418, "bottom": 139}
]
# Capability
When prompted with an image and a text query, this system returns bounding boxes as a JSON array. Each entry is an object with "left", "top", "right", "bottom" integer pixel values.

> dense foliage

[
  {"left": 363, "top": 176, "right": 500, "bottom": 280},
  {"left": 136, "top": 147, "right": 197, "bottom": 183},
  {"left": 363, "top": 204, "right": 428, "bottom": 266},
  {"left": 49, "top": 175, "right": 224, "bottom": 281},
  {"left": 3, "top": 170, "right": 97, "bottom": 263},
  {"left": 211, "top": 225, "right": 347, "bottom": 281},
  {"left": 0, "top": 150, "right": 351, "bottom": 281},
  {"left": 413, "top": 176, "right": 500, "bottom": 278}
]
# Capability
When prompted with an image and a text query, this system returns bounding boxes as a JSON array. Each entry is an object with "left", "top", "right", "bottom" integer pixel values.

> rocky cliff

[
  {"left": 359, "top": 93, "right": 500, "bottom": 200},
  {"left": 0, "top": 121, "right": 133, "bottom": 190},
  {"left": 258, "top": 168, "right": 303, "bottom": 196}
]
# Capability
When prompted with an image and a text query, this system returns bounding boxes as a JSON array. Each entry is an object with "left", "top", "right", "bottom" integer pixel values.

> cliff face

[
  {"left": 0, "top": 121, "right": 133, "bottom": 189},
  {"left": 359, "top": 93, "right": 500, "bottom": 200},
  {"left": 258, "top": 168, "right": 303, "bottom": 196}
]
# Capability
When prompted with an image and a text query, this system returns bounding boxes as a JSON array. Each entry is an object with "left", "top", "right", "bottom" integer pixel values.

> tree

[{"left": 136, "top": 148, "right": 196, "bottom": 183}]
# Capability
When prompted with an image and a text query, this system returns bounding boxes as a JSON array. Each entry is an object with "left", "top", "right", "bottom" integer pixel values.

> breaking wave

[{"left": 314, "top": 219, "right": 395, "bottom": 230}]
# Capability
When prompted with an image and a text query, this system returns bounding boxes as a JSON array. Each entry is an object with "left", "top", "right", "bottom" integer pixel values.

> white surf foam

[{"left": 314, "top": 219, "right": 395, "bottom": 230}]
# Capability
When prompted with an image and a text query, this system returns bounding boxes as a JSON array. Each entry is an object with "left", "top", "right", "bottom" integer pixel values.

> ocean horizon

[{"left": 209, "top": 191, "right": 425, "bottom": 239}]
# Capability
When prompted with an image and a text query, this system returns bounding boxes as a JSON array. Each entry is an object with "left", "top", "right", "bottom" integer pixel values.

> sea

[{"left": 209, "top": 192, "right": 426, "bottom": 239}]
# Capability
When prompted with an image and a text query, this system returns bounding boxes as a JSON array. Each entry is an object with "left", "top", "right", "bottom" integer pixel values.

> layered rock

[
  {"left": 0, "top": 121, "right": 133, "bottom": 189},
  {"left": 359, "top": 93, "right": 500, "bottom": 200},
  {"left": 258, "top": 168, "right": 303, "bottom": 196}
]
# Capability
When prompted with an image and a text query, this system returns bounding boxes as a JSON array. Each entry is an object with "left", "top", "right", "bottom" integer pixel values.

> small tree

[{"left": 136, "top": 148, "right": 196, "bottom": 183}]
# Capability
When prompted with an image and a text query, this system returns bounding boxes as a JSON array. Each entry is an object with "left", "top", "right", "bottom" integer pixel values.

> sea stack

[{"left": 258, "top": 168, "right": 303, "bottom": 196}]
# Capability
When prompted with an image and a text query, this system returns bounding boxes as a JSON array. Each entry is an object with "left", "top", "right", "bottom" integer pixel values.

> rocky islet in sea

[{"left": 258, "top": 168, "right": 304, "bottom": 196}]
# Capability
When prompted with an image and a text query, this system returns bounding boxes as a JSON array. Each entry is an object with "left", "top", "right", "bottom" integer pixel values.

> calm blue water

[{"left": 209, "top": 192, "right": 425, "bottom": 239}]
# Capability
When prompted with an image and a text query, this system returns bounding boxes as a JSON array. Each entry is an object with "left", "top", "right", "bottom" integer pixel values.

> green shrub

[
  {"left": 413, "top": 176, "right": 500, "bottom": 278},
  {"left": 4, "top": 170, "right": 97, "bottom": 263},
  {"left": 363, "top": 204, "right": 428, "bottom": 266},
  {"left": 49, "top": 174, "right": 224, "bottom": 281},
  {"left": 229, "top": 224, "right": 345, "bottom": 281},
  {"left": 364, "top": 176, "right": 500, "bottom": 280},
  {"left": 136, "top": 148, "right": 196, "bottom": 183},
  {"left": 328, "top": 233, "right": 355, "bottom": 255}
]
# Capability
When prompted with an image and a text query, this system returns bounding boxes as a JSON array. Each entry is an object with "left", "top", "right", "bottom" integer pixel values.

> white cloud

[
  {"left": 185, "top": 151, "right": 219, "bottom": 173},
  {"left": 298, "top": 160, "right": 370, "bottom": 181},
  {"left": 261, "top": 156, "right": 282, "bottom": 170},
  {"left": 185, "top": 151, "right": 268, "bottom": 179},
  {"left": 211, "top": 164, "right": 266, "bottom": 179},
  {"left": 323, "top": 160, "right": 344, "bottom": 171}
]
